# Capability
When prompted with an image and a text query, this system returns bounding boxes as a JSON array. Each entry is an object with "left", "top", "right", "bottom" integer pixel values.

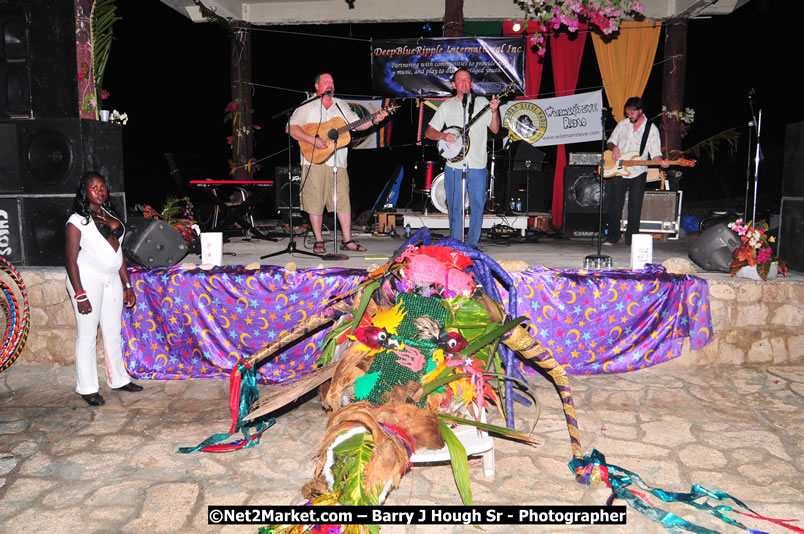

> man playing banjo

[{"left": 425, "top": 68, "right": 501, "bottom": 249}]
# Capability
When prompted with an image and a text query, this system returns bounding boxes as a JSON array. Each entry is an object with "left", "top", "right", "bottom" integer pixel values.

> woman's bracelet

[
  {"left": 74, "top": 290, "right": 87, "bottom": 299},
  {"left": 124, "top": 281, "right": 132, "bottom": 289}
]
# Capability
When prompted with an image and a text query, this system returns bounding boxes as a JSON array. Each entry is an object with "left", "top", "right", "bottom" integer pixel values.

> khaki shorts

[{"left": 299, "top": 164, "right": 351, "bottom": 215}]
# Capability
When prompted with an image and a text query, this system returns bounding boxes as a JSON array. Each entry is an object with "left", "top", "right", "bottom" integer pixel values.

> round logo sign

[{"left": 503, "top": 102, "right": 547, "bottom": 144}]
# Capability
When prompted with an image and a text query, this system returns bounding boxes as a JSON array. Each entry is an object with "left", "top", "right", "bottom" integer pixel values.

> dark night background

[{"left": 104, "top": 0, "right": 803, "bottom": 222}]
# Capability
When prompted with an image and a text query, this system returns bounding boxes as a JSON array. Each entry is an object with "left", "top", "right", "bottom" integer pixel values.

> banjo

[{"left": 437, "top": 81, "right": 517, "bottom": 163}]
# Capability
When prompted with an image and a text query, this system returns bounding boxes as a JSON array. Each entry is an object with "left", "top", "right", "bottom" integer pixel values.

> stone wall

[{"left": 12, "top": 269, "right": 804, "bottom": 369}]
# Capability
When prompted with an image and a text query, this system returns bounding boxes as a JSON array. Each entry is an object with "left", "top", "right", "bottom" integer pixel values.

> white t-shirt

[
  {"left": 428, "top": 95, "right": 493, "bottom": 170},
  {"left": 66, "top": 213, "right": 124, "bottom": 275},
  {"left": 608, "top": 117, "right": 662, "bottom": 177},
  {"left": 289, "top": 97, "right": 360, "bottom": 168}
]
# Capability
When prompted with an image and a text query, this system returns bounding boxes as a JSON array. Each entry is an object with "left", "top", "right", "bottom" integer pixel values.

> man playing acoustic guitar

[
  {"left": 289, "top": 72, "right": 388, "bottom": 253},
  {"left": 604, "top": 97, "right": 669, "bottom": 247}
]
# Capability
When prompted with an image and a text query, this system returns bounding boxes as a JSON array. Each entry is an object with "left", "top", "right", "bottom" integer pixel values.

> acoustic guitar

[
  {"left": 298, "top": 104, "right": 399, "bottom": 165},
  {"left": 437, "top": 81, "right": 517, "bottom": 163},
  {"left": 602, "top": 150, "right": 695, "bottom": 178}
]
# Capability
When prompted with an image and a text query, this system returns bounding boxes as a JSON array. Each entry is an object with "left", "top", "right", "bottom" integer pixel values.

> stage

[{"left": 17, "top": 231, "right": 804, "bottom": 372}]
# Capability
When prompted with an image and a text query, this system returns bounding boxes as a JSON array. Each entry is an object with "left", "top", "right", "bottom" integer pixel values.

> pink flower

[{"left": 101, "top": 90, "right": 110, "bottom": 100}]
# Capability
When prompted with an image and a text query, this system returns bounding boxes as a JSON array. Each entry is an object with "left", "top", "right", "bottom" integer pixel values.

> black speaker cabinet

[
  {"left": 274, "top": 165, "right": 302, "bottom": 221},
  {"left": 562, "top": 165, "right": 608, "bottom": 238},
  {"left": 0, "top": 119, "right": 123, "bottom": 194},
  {"left": 620, "top": 190, "right": 683, "bottom": 237},
  {"left": 0, "top": 0, "right": 79, "bottom": 118},
  {"left": 0, "top": 192, "right": 125, "bottom": 266},
  {"left": 779, "top": 197, "right": 804, "bottom": 272},
  {"left": 123, "top": 216, "right": 189, "bottom": 270},
  {"left": 688, "top": 222, "right": 741, "bottom": 272}
]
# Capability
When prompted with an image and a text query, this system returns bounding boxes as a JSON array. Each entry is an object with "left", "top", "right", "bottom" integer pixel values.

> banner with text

[
  {"left": 500, "top": 90, "right": 604, "bottom": 148},
  {"left": 371, "top": 37, "right": 525, "bottom": 98}
]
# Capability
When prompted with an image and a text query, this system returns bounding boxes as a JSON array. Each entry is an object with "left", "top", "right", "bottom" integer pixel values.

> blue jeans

[{"left": 444, "top": 166, "right": 487, "bottom": 248}]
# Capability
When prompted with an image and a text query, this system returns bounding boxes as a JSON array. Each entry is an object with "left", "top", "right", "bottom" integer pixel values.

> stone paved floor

[{"left": 1, "top": 363, "right": 802, "bottom": 533}]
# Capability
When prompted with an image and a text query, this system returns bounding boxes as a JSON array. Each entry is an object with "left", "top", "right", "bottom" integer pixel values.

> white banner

[{"left": 499, "top": 90, "right": 604, "bottom": 148}]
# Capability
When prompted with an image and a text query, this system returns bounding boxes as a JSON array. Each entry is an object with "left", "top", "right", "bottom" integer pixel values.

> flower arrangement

[
  {"left": 727, "top": 219, "right": 787, "bottom": 280},
  {"left": 110, "top": 109, "right": 128, "bottom": 125},
  {"left": 661, "top": 106, "right": 695, "bottom": 138},
  {"left": 223, "top": 99, "right": 262, "bottom": 176},
  {"left": 136, "top": 197, "right": 198, "bottom": 248},
  {"left": 514, "top": 0, "right": 645, "bottom": 55}
]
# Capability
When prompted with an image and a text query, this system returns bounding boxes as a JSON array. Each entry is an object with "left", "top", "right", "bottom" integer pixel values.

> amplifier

[
  {"left": 620, "top": 190, "right": 682, "bottom": 238},
  {"left": 568, "top": 152, "right": 601, "bottom": 166}
]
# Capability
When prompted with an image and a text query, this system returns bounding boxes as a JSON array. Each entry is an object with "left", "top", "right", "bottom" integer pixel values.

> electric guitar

[
  {"left": 437, "top": 82, "right": 517, "bottom": 163},
  {"left": 602, "top": 150, "right": 695, "bottom": 178},
  {"left": 297, "top": 104, "right": 399, "bottom": 165}
]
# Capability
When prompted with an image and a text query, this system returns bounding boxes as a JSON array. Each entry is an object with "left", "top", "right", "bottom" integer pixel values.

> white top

[
  {"left": 289, "top": 96, "right": 360, "bottom": 168},
  {"left": 66, "top": 211, "right": 124, "bottom": 275},
  {"left": 428, "top": 95, "right": 493, "bottom": 170},
  {"left": 608, "top": 117, "right": 662, "bottom": 177}
]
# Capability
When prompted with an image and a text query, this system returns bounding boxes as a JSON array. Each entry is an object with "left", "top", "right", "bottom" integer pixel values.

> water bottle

[
  {"left": 516, "top": 197, "right": 522, "bottom": 212},
  {"left": 405, "top": 224, "right": 412, "bottom": 238},
  {"left": 510, "top": 197, "right": 516, "bottom": 211}
]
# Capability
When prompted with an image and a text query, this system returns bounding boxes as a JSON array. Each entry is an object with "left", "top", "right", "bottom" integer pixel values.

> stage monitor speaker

[
  {"left": 778, "top": 197, "right": 804, "bottom": 272},
  {"left": 562, "top": 165, "right": 608, "bottom": 237},
  {"left": 123, "top": 216, "right": 188, "bottom": 270},
  {"left": 0, "top": 0, "right": 79, "bottom": 118},
  {"left": 688, "top": 222, "right": 740, "bottom": 272},
  {"left": 0, "top": 193, "right": 125, "bottom": 266},
  {"left": 782, "top": 122, "right": 804, "bottom": 197},
  {"left": 0, "top": 119, "right": 124, "bottom": 194}
]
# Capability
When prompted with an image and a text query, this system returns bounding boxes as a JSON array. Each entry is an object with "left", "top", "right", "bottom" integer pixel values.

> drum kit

[{"left": 410, "top": 137, "right": 540, "bottom": 215}]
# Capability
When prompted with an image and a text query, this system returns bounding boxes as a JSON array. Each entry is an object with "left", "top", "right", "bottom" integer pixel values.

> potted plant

[{"left": 727, "top": 219, "right": 787, "bottom": 281}]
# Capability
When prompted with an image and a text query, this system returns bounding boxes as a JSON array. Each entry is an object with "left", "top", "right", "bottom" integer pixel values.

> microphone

[
  {"left": 748, "top": 87, "right": 755, "bottom": 98},
  {"left": 323, "top": 90, "right": 333, "bottom": 96},
  {"left": 461, "top": 93, "right": 468, "bottom": 107}
]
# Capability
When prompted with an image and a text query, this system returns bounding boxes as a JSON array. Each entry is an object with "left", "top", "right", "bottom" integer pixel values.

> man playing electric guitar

[
  {"left": 289, "top": 72, "right": 389, "bottom": 253},
  {"left": 424, "top": 68, "right": 501, "bottom": 249},
  {"left": 603, "top": 97, "right": 669, "bottom": 247}
]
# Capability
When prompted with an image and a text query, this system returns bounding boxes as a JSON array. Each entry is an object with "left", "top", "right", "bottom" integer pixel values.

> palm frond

[
  {"left": 440, "top": 422, "right": 472, "bottom": 505},
  {"left": 90, "top": 0, "right": 122, "bottom": 97},
  {"left": 682, "top": 128, "right": 741, "bottom": 162}
]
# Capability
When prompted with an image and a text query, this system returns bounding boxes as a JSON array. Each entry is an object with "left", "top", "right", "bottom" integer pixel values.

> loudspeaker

[
  {"left": 123, "top": 217, "right": 189, "bottom": 270},
  {"left": 688, "top": 222, "right": 741, "bottom": 272},
  {"left": 0, "top": 0, "right": 79, "bottom": 118},
  {"left": 0, "top": 192, "right": 125, "bottom": 266},
  {"left": 779, "top": 197, "right": 804, "bottom": 272},
  {"left": 562, "top": 165, "right": 608, "bottom": 237},
  {"left": 0, "top": 119, "right": 123, "bottom": 194},
  {"left": 274, "top": 165, "right": 302, "bottom": 222},
  {"left": 782, "top": 122, "right": 804, "bottom": 197}
]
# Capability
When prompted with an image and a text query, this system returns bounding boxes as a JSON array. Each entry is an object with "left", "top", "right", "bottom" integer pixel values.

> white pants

[{"left": 67, "top": 265, "right": 132, "bottom": 394}]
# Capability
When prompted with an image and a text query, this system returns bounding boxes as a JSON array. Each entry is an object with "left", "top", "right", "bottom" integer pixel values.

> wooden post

[
  {"left": 230, "top": 21, "right": 254, "bottom": 179},
  {"left": 443, "top": 0, "right": 464, "bottom": 36},
  {"left": 661, "top": 19, "right": 688, "bottom": 160}
]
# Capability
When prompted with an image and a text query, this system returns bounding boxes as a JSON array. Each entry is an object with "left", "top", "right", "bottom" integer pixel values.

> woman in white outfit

[{"left": 65, "top": 172, "right": 142, "bottom": 406}]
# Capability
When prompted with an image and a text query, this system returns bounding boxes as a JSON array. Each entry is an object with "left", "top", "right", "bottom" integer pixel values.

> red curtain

[
  {"left": 549, "top": 25, "right": 588, "bottom": 229},
  {"left": 503, "top": 22, "right": 544, "bottom": 98}
]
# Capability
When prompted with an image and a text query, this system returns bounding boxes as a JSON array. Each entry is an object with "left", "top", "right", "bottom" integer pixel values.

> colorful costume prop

[
  {"left": 178, "top": 229, "right": 799, "bottom": 534},
  {"left": 0, "top": 257, "right": 30, "bottom": 373}
]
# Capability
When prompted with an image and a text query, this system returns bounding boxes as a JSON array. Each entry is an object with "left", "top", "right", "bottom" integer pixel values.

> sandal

[
  {"left": 313, "top": 241, "right": 326, "bottom": 254},
  {"left": 340, "top": 240, "right": 366, "bottom": 252}
]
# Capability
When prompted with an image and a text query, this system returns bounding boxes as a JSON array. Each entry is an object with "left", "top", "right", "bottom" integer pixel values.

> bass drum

[{"left": 430, "top": 172, "right": 469, "bottom": 215}]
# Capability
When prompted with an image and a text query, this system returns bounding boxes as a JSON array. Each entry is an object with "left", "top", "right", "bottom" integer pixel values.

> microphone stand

[
  {"left": 745, "top": 90, "right": 762, "bottom": 224},
  {"left": 460, "top": 92, "right": 469, "bottom": 242},
  {"left": 260, "top": 95, "right": 331, "bottom": 262},
  {"left": 584, "top": 108, "right": 613, "bottom": 270}
]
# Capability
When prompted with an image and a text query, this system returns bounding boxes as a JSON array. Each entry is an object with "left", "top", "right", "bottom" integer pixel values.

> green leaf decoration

[
  {"left": 330, "top": 431, "right": 380, "bottom": 507},
  {"left": 90, "top": 0, "right": 122, "bottom": 102},
  {"left": 353, "top": 372, "right": 381, "bottom": 400},
  {"left": 437, "top": 413, "right": 539, "bottom": 445},
  {"left": 439, "top": 422, "right": 472, "bottom": 506}
]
